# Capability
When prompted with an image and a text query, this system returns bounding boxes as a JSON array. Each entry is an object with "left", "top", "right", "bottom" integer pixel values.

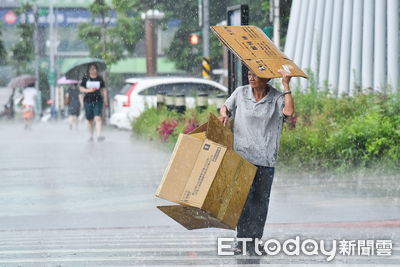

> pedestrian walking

[
  {"left": 79, "top": 63, "right": 108, "bottom": 142},
  {"left": 219, "top": 68, "right": 294, "bottom": 255},
  {"left": 20, "top": 83, "right": 38, "bottom": 130},
  {"left": 65, "top": 84, "right": 83, "bottom": 130}
]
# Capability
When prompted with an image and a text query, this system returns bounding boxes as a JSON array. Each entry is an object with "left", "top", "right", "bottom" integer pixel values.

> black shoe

[
  {"left": 97, "top": 136, "right": 105, "bottom": 142},
  {"left": 232, "top": 242, "right": 244, "bottom": 255},
  {"left": 233, "top": 244, "right": 256, "bottom": 256}
]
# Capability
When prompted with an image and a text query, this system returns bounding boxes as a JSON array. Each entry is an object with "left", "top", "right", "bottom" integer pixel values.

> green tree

[
  {"left": 80, "top": 0, "right": 293, "bottom": 77},
  {"left": 11, "top": 3, "right": 34, "bottom": 74},
  {"left": 0, "top": 22, "right": 7, "bottom": 65},
  {"left": 78, "top": 0, "right": 144, "bottom": 74},
  {"left": 139, "top": 0, "right": 291, "bottom": 75}
]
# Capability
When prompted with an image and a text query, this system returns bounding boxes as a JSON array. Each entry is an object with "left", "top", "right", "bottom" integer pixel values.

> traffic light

[
  {"left": 190, "top": 33, "right": 199, "bottom": 45},
  {"left": 190, "top": 32, "right": 200, "bottom": 54}
]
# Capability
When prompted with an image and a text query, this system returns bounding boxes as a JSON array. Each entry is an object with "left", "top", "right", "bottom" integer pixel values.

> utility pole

[
  {"left": 142, "top": 10, "right": 164, "bottom": 77},
  {"left": 202, "top": 0, "right": 210, "bottom": 79},
  {"left": 49, "top": 0, "right": 55, "bottom": 104},
  {"left": 145, "top": 17, "right": 156, "bottom": 76},
  {"left": 33, "top": 3, "right": 41, "bottom": 115}
]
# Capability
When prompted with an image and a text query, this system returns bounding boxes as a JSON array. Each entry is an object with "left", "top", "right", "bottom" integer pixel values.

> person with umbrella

[
  {"left": 8, "top": 75, "right": 37, "bottom": 130},
  {"left": 61, "top": 77, "right": 83, "bottom": 131},
  {"left": 79, "top": 63, "right": 108, "bottom": 142},
  {"left": 20, "top": 82, "right": 38, "bottom": 130}
]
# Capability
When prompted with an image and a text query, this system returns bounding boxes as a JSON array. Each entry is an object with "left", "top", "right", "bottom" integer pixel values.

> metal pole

[
  {"left": 293, "top": 0, "right": 308, "bottom": 89},
  {"left": 318, "top": 0, "right": 334, "bottom": 88},
  {"left": 198, "top": 0, "right": 202, "bottom": 27},
  {"left": 202, "top": 0, "right": 209, "bottom": 58},
  {"left": 284, "top": 0, "right": 300, "bottom": 58},
  {"left": 328, "top": 0, "right": 343, "bottom": 94},
  {"left": 374, "top": 0, "right": 386, "bottom": 92},
  {"left": 338, "top": 0, "right": 353, "bottom": 96},
  {"left": 349, "top": 0, "right": 363, "bottom": 96},
  {"left": 49, "top": 0, "right": 55, "bottom": 102},
  {"left": 387, "top": 0, "right": 399, "bottom": 93},
  {"left": 362, "top": 0, "right": 374, "bottom": 91},
  {"left": 33, "top": 3, "right": 41, "bottom": 114},
  {"left": 300, "top": 0, "right": 317, "bottom": 90},
  {"left": 310, "top": 0, "right": 326, "bottom": 84},
  {"left": 202, "top": 0, "right": 210, "bottom": 79}
]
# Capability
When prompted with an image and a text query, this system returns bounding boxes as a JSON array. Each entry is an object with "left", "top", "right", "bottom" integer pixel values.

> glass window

[
  {"left": 138, "top": 85, "right": 158, "bottom": 96},
  {"left": 119, "top": 83, "right": 134, "bottom": 94},
  {"left": 156, "top": 84, "right": 174, "bottom": 94},
  {"left": 185, "top": 83, "right": 223, "bottom": 97}
]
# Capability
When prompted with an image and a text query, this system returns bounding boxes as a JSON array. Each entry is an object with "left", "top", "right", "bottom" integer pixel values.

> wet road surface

[{"left": 0, "top": 121, "right": 399, "bottom": 265}]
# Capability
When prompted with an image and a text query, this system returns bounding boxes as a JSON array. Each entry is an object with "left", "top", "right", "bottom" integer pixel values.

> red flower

[
  {"left": 158, "top": 119, "right": 178, "bottom": 142},
  {"left": 183, "top": 119, "right": 198, "bottom": 134}
]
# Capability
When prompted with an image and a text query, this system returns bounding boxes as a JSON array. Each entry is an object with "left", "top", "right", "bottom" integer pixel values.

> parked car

[{"left": 110, "top": 77, "right": 228, "bottom": 129}]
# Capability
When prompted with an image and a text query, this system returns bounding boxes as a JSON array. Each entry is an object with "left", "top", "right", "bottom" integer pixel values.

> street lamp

[{"left": 141, "top": 9, "right": 165, "bottom": 77}]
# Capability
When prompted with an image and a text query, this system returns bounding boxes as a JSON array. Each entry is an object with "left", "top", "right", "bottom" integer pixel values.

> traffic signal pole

[
  {"left": 33, "top": 4, "right": 41, "bottom": 115},
  {"left": 49, "top": 0, "right": 55, "bottom": 103},
  {"left": 202, "top": 0, "right": 210, "bottom": 79}
]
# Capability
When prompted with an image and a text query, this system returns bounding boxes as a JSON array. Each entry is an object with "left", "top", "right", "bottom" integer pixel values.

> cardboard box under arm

[
  {"left": 211, "top": 25, "right": 308, "bottom": 79},
  {"left": 156, "top": 113, "right": 257, "bottom": 230}
]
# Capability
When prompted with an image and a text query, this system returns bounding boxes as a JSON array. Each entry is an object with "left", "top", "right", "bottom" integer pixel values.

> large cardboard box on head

[
  {"left": 156, "top": 113, "right": 257, "bottom": 230},
  {"left": 211, "top": 25, "right": 308, "bottom": 79}
]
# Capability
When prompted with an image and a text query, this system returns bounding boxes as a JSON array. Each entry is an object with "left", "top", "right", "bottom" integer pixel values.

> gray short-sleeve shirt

[{"left": 224, "top": 84, "right": 285, "bottom": 167}]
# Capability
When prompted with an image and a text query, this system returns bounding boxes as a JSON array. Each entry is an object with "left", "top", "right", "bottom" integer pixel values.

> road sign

[
  {"left": 38, "top": 8, "right": 49, "bottom": 17},
  {"left": 47, "top": 71, "right": 56, "bottom": 85}
]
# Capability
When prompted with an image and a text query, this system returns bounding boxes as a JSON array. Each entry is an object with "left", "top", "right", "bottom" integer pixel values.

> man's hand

[
  {"left": 277, "top": 68, "right": 292, "bottom": 88},
  {"left": 218, "top": 115, "right": 228, "bottom": 126},
  {"left": 219, "top": 105, "right": 228, "bottom": 126}
]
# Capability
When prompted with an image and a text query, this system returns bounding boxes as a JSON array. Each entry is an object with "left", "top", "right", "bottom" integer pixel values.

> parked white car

[{"left": 110, "top": 77, "right": 228, "bottom": 129}]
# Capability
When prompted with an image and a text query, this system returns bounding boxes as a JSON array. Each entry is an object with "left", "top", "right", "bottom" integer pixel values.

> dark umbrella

[
  {"left": 65, "top": 58, "right": 106, "bottom": 80},
  {"left": 7, "top": 75, "right": 36, "bottom": 89}
]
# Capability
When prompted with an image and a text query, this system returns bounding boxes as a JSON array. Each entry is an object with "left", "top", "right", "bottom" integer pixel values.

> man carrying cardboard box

[{"left": 219, "top": 68, "right": 293, "bottom": 255}]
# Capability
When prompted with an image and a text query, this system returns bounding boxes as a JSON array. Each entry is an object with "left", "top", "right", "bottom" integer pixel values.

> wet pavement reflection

[{"left": 0, "top": 121, "right": 398, "bottom": 265}]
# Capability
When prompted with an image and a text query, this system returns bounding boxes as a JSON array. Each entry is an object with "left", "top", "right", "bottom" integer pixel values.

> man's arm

[
  {"left": 79, "top": 93, "right": 84, "bottom": 108},
  {"left": 102, "top": 87, "right": 108, "bottom": 107},
  {"left": 278, "top": 69, "right": 294, "bottom": 117}
]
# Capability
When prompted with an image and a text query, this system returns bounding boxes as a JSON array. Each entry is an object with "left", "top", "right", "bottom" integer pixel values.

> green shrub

[
  {"left": 278, "top": 92, "right": 400, "bottom": 171},
  {"left": 132, "top": 105, "right": 219, "bottom": 149},
  {"left": 132, "top": 92, "right": 400, "bottom": 172}
]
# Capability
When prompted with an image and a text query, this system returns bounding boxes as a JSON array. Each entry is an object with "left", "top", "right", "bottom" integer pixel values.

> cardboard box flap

[
  {"left": 157, "top": 205, "right": 232, "bottom": 230},
  {"left": 189, "top": 122, "right": 208, "bottom": 135},
  {"left": 189, "top": 113, "right": 233, "bottom": 149},
  {"left": 179, "top": 139, "right": 227, "bottom": 208},
  {"left": 206, "top": 113, "right": 233, "bottom": 149},
  {"left": 155, "top": 134, "right": 203, "bottom": 203},
  {"left": 211, "top": 25, "right": 308, "bottom": 79}
]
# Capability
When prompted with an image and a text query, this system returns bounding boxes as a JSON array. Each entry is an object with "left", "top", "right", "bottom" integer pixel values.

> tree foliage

[
  {"left": 78, "top": 0, "right": 293, "bottom": 76},
  {"left": 0, "top": 22, "right": 7, "bottom": 65},
  {"left": 129, "top": 0, "right": 292, "bottom": 75},
  {"left": 77, "top": 0, "right": 144, "bottom": 68},
  {"left": 11, "top": 3, "right": 34, "bottom": 74}
]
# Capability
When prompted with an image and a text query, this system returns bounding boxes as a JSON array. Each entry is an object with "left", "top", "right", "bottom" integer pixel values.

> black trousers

[{"left": 236, "top": 166, "right": 275, "bottom": 240}]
